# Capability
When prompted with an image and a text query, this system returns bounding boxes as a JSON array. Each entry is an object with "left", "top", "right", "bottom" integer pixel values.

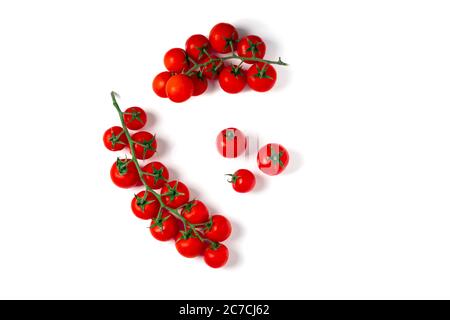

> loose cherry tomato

[
  {"left": 152, "top": 71, "right": 172, "bottom": 98},
  {"left": 175, "top": 231, "right": 205, "bottom": 258},
  {"left": 219, "top": 65, "right": 246, "bottom": 94},
  {"left": 103, "top": 126, "right": 127, "bottom": 151},
  {"left": 199, "top": 55, "right": 223, "bottom": 80},
  {"left": 142, "top": 161, "right": 169, "bottom": 190},
  {"left": 257, "top": 143, "right": 290, "bottom": 176},
  {"left": 237, "top": 35, "right": 266, "bottom": 63},
  {"left": 150, "top": 211, "right": 179, "bottom": 241},
  {"left": 227, "top": 169, "right": 255, "bottom": 193},
  {"left": 181, "top": 200, "right": 210, "bottom": 224},
  {"left": 209, "top": 23, "right": 239, "bottom": 53},
  {"left": 190, "top": 72, "right": 208, "bottom": 96},
  {"left": 123, "top": 106, "right": 147, "bottom": 130},
  {"left": 164, "top": 48, "right": 190, "bottom": 73},
  {"left": 130, "top": 131, "right": 157, "bottom": 160},
  {"left": 185, "top": 34, "right": 210, "bottom": 61},
  {"left": 216, "top": 127, "right": 247, "bottom": 158},
  {"left": 247, "top": 63, "right": 277, "bottom": 92},
  {"left": 110, "top": 158, "right": 139, "bottom": 189},
  {"left": 204, "top": 243, "right": 229, "bottom": 268},
  {"left": 131, "top": 190, "right": 160, "bottom": 220},
  {"left": 161, "top": 180, "right": 190, "bottom": 209},
  {"left": 204, "top": 215, "right": 232, "bottom": 242},
  {"left": 165, "top": 74, "right": 194, "bottom": 103}
]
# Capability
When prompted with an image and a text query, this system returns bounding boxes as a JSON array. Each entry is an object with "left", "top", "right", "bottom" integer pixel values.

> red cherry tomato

[
  {"left": 152, "top": 71, "right": 172, "bottom": 98},
  {"left": 103, "top": 126, "right": 127, "bottom": 151},
  {"left": 161, "top": 180, "right": 190, "bottom": 209},
  {"left": 185, "top": 34, "right": 211, "bottom": 61},
  {"left": 247, "top": 63, "right": 277, "bottom": 92},
  {"left": 164, "top": 48, "right": 190, "bottom": 73},
  {"left": 142, "top": 161, "right": 169, "bottom": 190},
  {"left": 219, "top": 65, "right": 246, "bottom": 94},
  {"left": 190, "top": 72, "right": 208, "bottom": 96},
  {"left": 227, "top": 169, "right": 256, "bottom": 193},
  {"left": 123, "top": 106, "right": 147, "bottom": 130},
  {"left": 165, "top": 74, "right": 194, "bottom": 103},
  {"left": 216, "top": 127, "right": 247, "bottom": 158},
  {"left": 130, "top": 131, "right": 157, "bottom": 160},
  {"left": 209, "top": 23, "right": 239, "bottom": 53},
  {"left": 237, "top": 35, "right": 266, "bottom": 63},
  {"left": 257, "top": 143, "right": 290, "bottom": 176},
  {"left": 205, "top": 215, "right": 232, "bottom": 242},
  {"left": 131, "top": 190, "right": 160, "bottom": 220},
  {"left": 110, "top": 158, "right": 139, "bottom": 189},
  {"left": 204, "top": 243, "right": 229, "bottom": 268},
  {"left": 181, "top": 200, "right": 210, "bottom": 224},
  {"left": 175, "top": 232, "right": 205, "bottom": 258},
  {"left": 150, "top": 211, "right": 179, "bottom": 241},
  {"left": 199, "top": 55, "right": 223, "bottom": 80}
]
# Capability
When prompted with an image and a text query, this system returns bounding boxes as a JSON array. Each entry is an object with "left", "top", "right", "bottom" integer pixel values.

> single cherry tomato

[
  {"left": 161, "top": 180, "right": 190, "bottom": 209},
  {"left": 142, "top": 161, "right": 169, "bottom": 190},
  {"left": 199, "top": 55, "right": 223, "bottom": 80},
  {"left": 219, "top": 65, "right": 246, "bottom": 94},
  {"left": 110, "top": 158, "right": 139, "bottom": 189},
  {"left": 185, "top": 34, "right": 211, "bottom": 61},
  {"left": 181, "top": 200, "right": 210, "bottom": 224},
  {"left": 227, "top": 169, "right": 256, "bottom": 193},
  {"left": 204, "top": 243, "right": 229, "bottom": 268},
  {"left": 130, "top": 131, "right": 157, "bottom": 160},
  {"left": 257, "top": 143, "right": 290, "bottom": 176},
  {"left": 131, "top": 190, "right": 160, "bottom": 220},
  {"left": 152, "top": 71, "right": 172, "bottom": 98},
  {"left": 103, "top": 126, "right": 127, "bottom": 151},
  {"left": 216, "top": 127, "right": 247, "bottom": 158},
  {"left": 209, "top": 23, "right": 239, "bottom": 53},
  {"left": 190, "top": 72, "right": 208, "bottom": 96},
  {"left": 123, "top": 106, "right": 147, "bottom": 130},
  {"left": 164, "top": 48, "right": 190, "bottom": 73},
  {"left": 236, "top": 35, "right": 266, "bottom": 63},
  {"left": 165, "top": 74, "right": 194, "bottom": 103},
  {"left": 204, "top": 215, "right": 232, "bottom": 242},
  {"left": 247, "top": 63, "right": 277, "bottom": 92},
  {"left": 175, "top": 231, "right": 205, "bottom": 258},
  {"left": 150, "top": 211, "right": 179, "bottom": 241}
]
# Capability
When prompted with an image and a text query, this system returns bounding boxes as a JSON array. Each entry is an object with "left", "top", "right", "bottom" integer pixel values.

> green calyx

[
  {"left": 245, "top": 38, "right": 263, "bottom": 56},
  {"left": 209, "top": 242, "right": 221, "bottom": 250},
  {"left": 254, "top": 64, "right": 273, "bottom": 79},
  {"left": 225, "top": 174, "right": 239, "bottom": 185},
  {"left": 182, "top": 200, "right": 197, "bottom": 213},
  {"left": 144, "top": 164, "right": 166, "bottom": 184},
  {"left": 140, "top": 135, "right": 157, "bottom": 158},
  {"left": 135, "top": 193, "right": 155, "bottom": 212},
  {"left": 150, "top": 214, "right": 170, "bottom": 229},
  {"left": 230, "top": 65, "right": 243, "bottom": 77},
  {"left": 162, "top": 181, "right": 185, "bottom": 202},
  {"left": 225, "top": 129, "right": 235, "bottom": 141},
  {"left": 108, "top": 130, "right": 126, "bottom": 148},
  {"left": 268, "top": 147, "right": 285, "bottom": 168},
  {"left": 116, "top": 158, "right": 131, "bottom": 175}
]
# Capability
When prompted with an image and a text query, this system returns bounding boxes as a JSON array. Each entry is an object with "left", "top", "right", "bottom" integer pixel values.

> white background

[{"left": 0, "top": 0, "right": 449, "bottom": 299}]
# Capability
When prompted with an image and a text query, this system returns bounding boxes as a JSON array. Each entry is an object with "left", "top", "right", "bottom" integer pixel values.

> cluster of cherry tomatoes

[
  {"left": 152, "top": 22, "right": 285, "bottom": 103},
  {"left": 104, "top": 102, "right": 231, "bottom": 268},
  {"left": 216, "top": 127, "right": 290, "bottom": 193}
]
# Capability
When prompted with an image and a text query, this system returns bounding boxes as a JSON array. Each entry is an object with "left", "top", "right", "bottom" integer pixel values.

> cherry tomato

[
  {"left": 165, "top": 74, "right": 194, "bottom": 103},
  {"left": 257, "top": 143, "right": 290, "bottom": 176},
  {"left": 219, "top": 65, "right": 246, "bottom": 94},
  {"left": 150, "top": 210, "right": 179, "bottom": 241},
  {"left": 131, "top": 190, "right": 160, "bottom": 220},
  {"left": 181, "top": 200, "right": 209, "bottom": 224},
  {"left": 204, "top": 215, "right": 232, "bottom": 242},
  {"left": 142, "top": 161, "right": 169, "bottom": 190},
  {"left": 236, "top": 35, "right": 266, "bottom": 63},
  {"left": 199, "top": 55, "right": 223, "bottom": 80},
  {"left": 164, "top": 48, "right": 190, "bottom": 73},
  {"left": 204, "top": 243, "right": 229, "bottom": 268},
  {"left": 227, "top": 169, "right": 256, "bottom": 193},
  {"left": 161, "top": 180, "right": 190, "bottom": 209},
  {"left": 110, "top": 158, "right": 139, "bottom": 189},
  {"left": 185, "top": 34, "right": 210, "bottom": 61},
  {"left": 130, "top": 131, "right": 157, "bottom": 160},
  {"left": 175, "top": 231, "right": 205, "bottom": 258},
  {"left": 123, "top": 106, "right": 147, "bottom": 130},
  {"left": 209, "top": 23, "right": 239, "bottom": 53},
  {"left": 152, "top": 71, "right": 172, "bottom": 98},
  {"left": 247, "top": 63, "right": 277, "bottom": 92},
  {"left": 103, "top": 126, "right": 127, "bottom": 151},
  {"left": 216, "top": 127, "right": 247, "bottom": 158},
  {"left": 190, "top": 72, "right": 208, "bottom": 96}
]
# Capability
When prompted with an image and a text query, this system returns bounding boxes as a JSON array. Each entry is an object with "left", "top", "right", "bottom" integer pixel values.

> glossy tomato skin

[
  {"left": 181, "top": 200, "right": 210, "bottom": 224},
  {"left": 204, "top": 244, "right": 229, "bottom": 268},
  {"left": 164, "top": 48, "right": 190, "bottom": 73},
  {"left": 237, "top": 35, "right": 266, "bottom": 63},
  {"left": 257, "top": 143, "right": 290, "bottom": 176},
  {"left": 123, "top": 106, "right": 147, "bottom": 130},
  {"left": 150, "top": 211, "right": 179, "bottom": 241},
  {"left": 130, "top": 131, "right": 157, "bottom": 160},
  {"left": 161, "top": 180, "right": 190, "bottom": 209},
  {"left": 175, "top": 232, "right": 205, "bottom": 258},
  {"left": 205, "top": 215, "right": 232, "bottom": 242},
  {"left": 165, "top": 74, "right": 194, "bottom": 103},
  {"left": 190, "top": 72, "right": 208, "bottom": 96},
  {"left": 131, "top": 190, "right": 160, "bottom": 220},
  {"left": 185, "top": 34, "right": 210, "bottom": 61},
  {"left": 230, "top": 169, "right": 256, "bottom": 193},
  {"left": 103, "top": 126, "right": 127, "bottom": 151},
  {"left": 216, "top": 127, "right": 247, "bottom": 158},
  {"left": 110, "top": 159, "right": 139, "bottom": 188},
  {"left": 152, "top": 71, "right": 172, "bottom": 98},
  {"left": 142, "top": 161, "right": 169, "bottom": 190},
  {"left": 209, "top": 23, "right": 239, "bottom": 53},
  {"left": 199, "top": 55, "right": 223, "bottom": 80},
  {"left": 219, "top": 65, "right": 246, "bottom": 94},
  {"left": 247, "top": 63, "right": 277, "bottom": 92}
]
